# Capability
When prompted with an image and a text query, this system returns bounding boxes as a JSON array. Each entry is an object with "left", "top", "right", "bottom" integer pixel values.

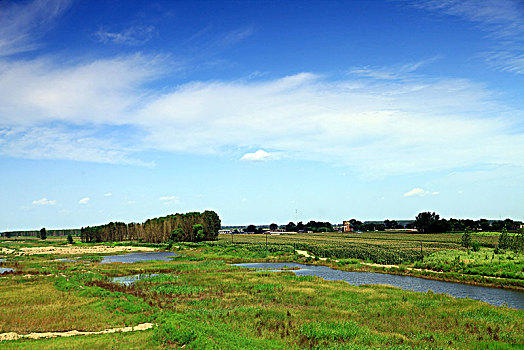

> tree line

[
  {"left": 80, "top": 211, "right": 221, "bottom": 243},
  {"left": 413, "top": 212, "right": 522, "bottom": 233}
]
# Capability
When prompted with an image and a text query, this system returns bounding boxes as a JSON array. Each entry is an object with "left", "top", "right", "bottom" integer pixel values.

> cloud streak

[
  {"left": 403, "top": 188, "right": 439, "bottom": 197},
  {"left": 412, "top": 0, "right": 524, "bottom": 74},
  {"left": 0, "top": 0, "right": 71, "bottom": 56},
  {"left": 93, "top": 25, "right": 156, "bottom": 45},
  {"left": 32, "top": 197, "right": 56, "bottom": 205}
]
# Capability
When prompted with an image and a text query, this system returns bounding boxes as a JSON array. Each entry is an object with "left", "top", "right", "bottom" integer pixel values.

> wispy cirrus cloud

[
  {"left": 411, "top": 0, "right": 524, "bottom": 74},
  {"left": 79, "top": 197, "right": 90, "bottom": 204},
  {"left": 93, "top": 25, "right": 156, "bottom": 46},
  {"left": 0, "top": 0, "right": 71, "bottom": 56}
]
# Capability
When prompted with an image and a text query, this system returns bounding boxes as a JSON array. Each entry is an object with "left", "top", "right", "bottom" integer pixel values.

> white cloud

[
  {"left": 0, "top": 53, "right": 523, "bottom": 176},
  {"left": 104, "top": 193, "right": 112, "bottom": 197},
  {"left": 93, "top": 25, "right": 155, "bottom": 45},
  {"left": 403, "top": 188, "right": 439, "bottom": 197},
  {"left": 32, "top": 197, "right": 56, "bottom": 205},
  {"left": 79, "top": 197, "right": 90, "bottom": 204},
  {"left": 240, "top": 150, "right": 273, "bottom": 162}
]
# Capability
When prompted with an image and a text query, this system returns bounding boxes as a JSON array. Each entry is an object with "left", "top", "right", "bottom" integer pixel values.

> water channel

[
  {"left": 100, "top": 251, "right": 177, "bottom": 264},
  {"left": 234, "top": 262, "right": 524, "bottom": 309}
]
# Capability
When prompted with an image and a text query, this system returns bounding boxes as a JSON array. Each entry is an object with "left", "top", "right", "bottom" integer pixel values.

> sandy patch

[
  {"left": 295, "top": 250, "right": 330, "bottom": 261},
  {"left": 18, "top": 245, "right": 156, "bottom": 256},
  {"left": 362, "top": 262, "right": 399, "bottom": 269},
  {"left": 0, "top": 248, "right": 15, "bottom": 254},
  {"left": 0, "top": 323, "right": 155, "bottom": 342}
]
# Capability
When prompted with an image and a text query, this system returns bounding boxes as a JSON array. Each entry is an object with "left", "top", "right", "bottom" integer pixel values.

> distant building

[
  {"left": 219, "top": 229, "right": 232, "bottom": 234},
  {"left": 342, "top": 221, "right": 353, "bottom": 232}
]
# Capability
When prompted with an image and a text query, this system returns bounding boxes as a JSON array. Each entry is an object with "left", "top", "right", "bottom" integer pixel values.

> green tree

[
  {"left": 461, "top": 227, "right": 472, "bottom": 250},
  {"left": 67, "top": 234, "right": 74, "bottom": 244},
  {"left": 499, "top": 228, "right": 510, "bottom": 249},
  {"left": 246, "top": 225, "right": 257, "bottom": 233},
  {"left": 170, "top": 228, "right": 184, "bottom": 241},
  {"left": 269, "top": 223, "right": 278, "bottom": 231},
  {"left": 39, "top": 227, "right": 47, "bottom": 240},
  {"left": 286, "top": 222, "right": 297, "bottom": 232},
  {"left": 414, "top": 212, "right": 440, "bottom": 233},
  {"left": 192, "top": 224, "right": 204, "bottom": 241}
]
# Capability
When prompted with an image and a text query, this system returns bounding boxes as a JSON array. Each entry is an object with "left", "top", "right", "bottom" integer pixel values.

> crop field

[
  {"left": 218, "top": 231, "right": 498, "bottom": 263},
  {"left": 0, "top": 237, "right": 523, "bottom": 349}
]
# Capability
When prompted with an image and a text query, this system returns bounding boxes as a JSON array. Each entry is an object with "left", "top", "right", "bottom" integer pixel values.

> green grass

[{"left": 0, "top": 237, "right": 522, "bottom": 349}]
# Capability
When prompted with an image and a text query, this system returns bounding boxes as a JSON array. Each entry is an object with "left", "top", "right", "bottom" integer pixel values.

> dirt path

[
  {"left": 295, "top": 249, "right": 328, "bottom": 261},
  {"left": 0, "top": 323, "right": 155, "bottom": 342}
]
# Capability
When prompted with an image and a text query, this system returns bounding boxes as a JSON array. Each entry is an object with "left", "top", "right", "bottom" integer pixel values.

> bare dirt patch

[
  {"left": 0, "top": 323, "right": 155, "bottom": 342},
  {"left": 17, "top": 245, "right": 156, "bottom": 256}
]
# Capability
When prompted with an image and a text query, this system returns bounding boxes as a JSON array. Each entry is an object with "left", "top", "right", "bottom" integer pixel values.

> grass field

[{"left": 0, "top": 235, "right": 522, "bottom": 349}]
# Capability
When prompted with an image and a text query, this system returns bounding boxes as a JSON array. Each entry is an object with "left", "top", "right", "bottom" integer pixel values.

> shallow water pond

[
  {"left": 0, "top": 267, "right": 14, "bottom": 273},
  {"left": 111, "top": 274, "right": 160, "bottom": 286},
  {"left": 234, "top": 262, "right": 524, "bottom": 309},
  {"left": 101, "top": 251, "right": 177, "bottom": 264}
]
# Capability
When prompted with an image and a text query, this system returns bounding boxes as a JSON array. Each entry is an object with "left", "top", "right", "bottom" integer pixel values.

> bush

[
  {"left": 67, "top": 234, "right": 74, "bottom": 244},
  {"left": 154, "top": 316, "right": 197, "bottom": 346}
]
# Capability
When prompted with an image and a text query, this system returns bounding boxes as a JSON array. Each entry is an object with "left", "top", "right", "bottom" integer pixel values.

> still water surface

[
  {"left": 234, "top": 262, "right": 524, "bottom": 309},
  {"left": 111, "top": 274, "right": 159, "bottom": 286},
  {"left": 101, "top": 251, "right": 177, "bottom": 264}
]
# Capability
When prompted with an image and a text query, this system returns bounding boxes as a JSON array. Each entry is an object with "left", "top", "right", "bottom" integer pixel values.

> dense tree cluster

[
  {"left": 80, "top": 211, "right": 221, "bottom": 243},
  {"left": 346, "top": 219, "right": 386, "bottom": 232},
  {"left": 414, "top": 212, "right": 522, "bottom": 233},
  {"left": 284, "top": 221, "right": 334, "bottom": 232}
]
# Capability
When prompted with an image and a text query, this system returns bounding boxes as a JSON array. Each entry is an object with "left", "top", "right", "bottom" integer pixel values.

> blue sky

[{"left": 1, "top": 0, "right": 523, "bottom": 230}]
